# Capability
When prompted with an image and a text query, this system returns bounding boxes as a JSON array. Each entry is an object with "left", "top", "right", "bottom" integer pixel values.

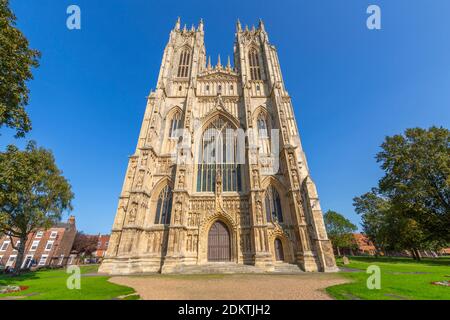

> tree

[
  {"left": 354, "top": 127, "right": 449, "bottom": 260},
  {"left": 0, "top": 142, "right": 74, "bottom": 275},
  {"left": 353, "top": 189, "right": 391, "bottom": 257},
  {"left": 324, "top": 210, "right": 358, "bottom": 256},
  {"left": 377, "top": 127, "right": 450, "bottom": 243},
  {"left": 0, "top": 0, "right": 41, "bottom": 137},
  {"left": 72, "top": 232, "right": 99, "bottom": 259}
]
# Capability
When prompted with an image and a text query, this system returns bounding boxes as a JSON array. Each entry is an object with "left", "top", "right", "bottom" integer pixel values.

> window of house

[
  {"left": 36, "top": 231, "right": 43, "bottom": 238},
  {"left": 0, "top": 255, "right": 3, "bottom": 264},
  {"left": 13, "top": 240, "right": 21, "bottom": 252},
  {"left": 50, "top": 231, "right": 58, "bottom": 239},
  {"left": 230, "top": 85, "right": 234, "bottom": 91},
  {"left": 30, "top": 240, "right": 40, "bottom": 251},
  {"left": 177, "top": 50, "right": 191, "bottom": 78},
  {"left": 6, "top": 255, "right": 16, "bottom": 267},
  {"left": 45, "top": 241, "right": 54, "bottom": 251},
  {"left": 206, "top": 85, "right": 210, "bottom": 92},
  {"left": 154, "top": 185, "right": 173, "bottom": 225},
  {"left": 58, "top": 255, "right": 64, "bottom": 265},
  {"left": 0, "top": 241, "right": 10, "bottom": 251},
  {"left": 38, "top": 255, "right": 48, "bottom": 266},
  {"left": 249, "top": 49, "right": 262, "bottom": 81}
]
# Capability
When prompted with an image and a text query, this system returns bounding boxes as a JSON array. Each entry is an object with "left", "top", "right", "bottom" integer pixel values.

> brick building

[
  {"left": 0, "top": 216, "right": 77, "bottom": 270},
  {"left": 352, "top": 233, "right": 377, "bottom": 255},
  {"left": 338, "top": 233, "right": 377, "bottom": 256},
  {"left": 93, "top": 234, "right": 110, "bottom": 262}
]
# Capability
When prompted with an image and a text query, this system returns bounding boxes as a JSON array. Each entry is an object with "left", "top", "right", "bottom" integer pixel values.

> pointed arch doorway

[
  {"left": 275, "top": 239, "right": 284, "bottom": 261},
  {"left": 208, "top": 221, "right": 231, "bottom": 262}
]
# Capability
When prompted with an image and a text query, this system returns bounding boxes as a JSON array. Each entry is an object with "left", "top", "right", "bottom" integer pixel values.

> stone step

[
  {"left": 168, "top": 263, "right": 304, "bottom": 274},
  {"left": 273, "top": 263, "right": 304, "bottom": 273}
]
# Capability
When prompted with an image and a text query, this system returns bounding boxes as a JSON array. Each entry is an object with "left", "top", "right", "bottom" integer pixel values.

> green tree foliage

[
  {"left": 354, "top": 127, "right": 449, "bottom": 259},
  {"left": 377, "top": 126, "right": 450, "bottom": 243},
  {"left": 0, "top": 142, "right": 74, "bottom": 275},
  {"left": 324, "top": 210, "right": 358, "bottom": 256},
  {"left": 0, "top": 0, "right": 41, "bottom": 137}
]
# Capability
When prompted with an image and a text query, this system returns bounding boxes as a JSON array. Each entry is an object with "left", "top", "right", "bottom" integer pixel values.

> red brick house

[
  {"left": 352, "top": 233, "right": 377, "bottom": 255},
  {"left": 338, "top": 233, "right": 377, "bottom": 256},
  {"left": 0, "top": 216, "right": 77, "bottom": 270},
  {"left": 93, "top": 234, "right": 110, "bottom": 262}
]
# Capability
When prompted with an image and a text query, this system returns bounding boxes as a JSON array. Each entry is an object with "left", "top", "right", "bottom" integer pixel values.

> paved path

[{"left": 110, "top": 273, "right": 349, "bottom": 300}]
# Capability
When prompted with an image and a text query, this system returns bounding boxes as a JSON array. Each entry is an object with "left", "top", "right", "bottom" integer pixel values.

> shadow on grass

[{"left": 0, "top": 272, "right": 40, "bottom": 286}]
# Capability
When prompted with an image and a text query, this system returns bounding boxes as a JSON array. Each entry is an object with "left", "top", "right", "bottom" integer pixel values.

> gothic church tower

[{"left": 99, "top": 19, "right": 337, "bottom": 274}]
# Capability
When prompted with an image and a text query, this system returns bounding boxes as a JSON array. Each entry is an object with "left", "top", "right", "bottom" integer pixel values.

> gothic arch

[
  {"left": 194, "top": 112, "right": 244, "bottom": 193},
  {"left": 260, "top": 176, "right": 285, "bottom": 195},
  {"left": 252, "top": 105, "right": 270, "bottom": 122},
  {"left": 246, "top": 43, "right": 260, "bottom": 54},
  {"left": 198, "top": 211, "right": 238, "bottom": 263},
  {"left": 267, "top": 227, "right": 295, "bottom": 263},
  {"left": 194, "top": 111, "right": 240, "bottom": 150},
  {"left": 261, "top": 176, "right": 292, "bottom": 224},
  {"left": 144, "top": 177, "right": 174, "bottom": 227},
  {"left": 201, "top": 109, "right": 240, "bottom": 130},
  {"left": 164, "top": 106, "right": 183, "bottom": 120},
  {"left": 175, "top": 44, "right": 192, "bottom": 52}
]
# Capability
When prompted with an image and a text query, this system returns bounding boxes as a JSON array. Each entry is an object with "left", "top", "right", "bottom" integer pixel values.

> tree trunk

[
  {"left": 374, "top": 246, "right": 380, "bottom": 258},
  {"left": 413, "top": 248, "right": 422, "bottom": 261},
  {"left": 411, "top": 248, "right": 418, "bottom": 260},
  {"left": 13, "top": 235, "right": 28, "bottom": 276},
  {"left": 336, "top": 246, "right": 341, "bottom": 257}
]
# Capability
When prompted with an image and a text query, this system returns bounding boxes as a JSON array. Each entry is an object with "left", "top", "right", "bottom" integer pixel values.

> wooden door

[
  {"left": 208, "top": 221, "right": 231, "bottom": 262},
  {"left": 275, "top": 239, "right": 284, "bottom": 261}
]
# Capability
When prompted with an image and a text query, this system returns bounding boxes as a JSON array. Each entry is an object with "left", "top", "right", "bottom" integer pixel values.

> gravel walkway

[{"left": 109, "top": 273, "right": 349, "bottom": 300}]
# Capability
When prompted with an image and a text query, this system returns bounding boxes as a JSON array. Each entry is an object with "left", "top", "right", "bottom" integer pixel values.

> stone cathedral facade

[{"left": 99, "top": 19, "right": 337, "bottom": 274}]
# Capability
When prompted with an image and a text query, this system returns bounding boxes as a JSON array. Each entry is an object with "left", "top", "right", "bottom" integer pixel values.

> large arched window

[
  {"left": 177, "top": 50, "right": 191, "bottom": 78},
  {"left": 249, "top": 49, "right": 261, "bottom": 81},
  {"left": 265, "top": 186, "right": 283, "bottom": 223},
  {"left": 197, "top": 117, "right": 242, "bottom": 192},
  {"left": 169, "top": 112, "right": 181, "bottom": 138},
  {"left": 154, "top": 185, "right": 173, "bottom": 225}
]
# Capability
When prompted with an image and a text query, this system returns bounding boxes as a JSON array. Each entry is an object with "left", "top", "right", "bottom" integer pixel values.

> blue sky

[{"left": 3, "top": 0, "right": 450, "bottom": 234}]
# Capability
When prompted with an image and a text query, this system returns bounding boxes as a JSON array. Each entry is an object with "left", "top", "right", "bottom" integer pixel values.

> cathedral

[{"left": 99, "top": 18, "right": 337, "bottom": 274}]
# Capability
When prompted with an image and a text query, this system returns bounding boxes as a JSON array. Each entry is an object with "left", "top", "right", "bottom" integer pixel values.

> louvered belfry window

[
  {"left": 249, "top": 49, "right": 262, "bottom": 80},
  {"left": 177, "top": 50, "right": 191, "bottom": 78}
]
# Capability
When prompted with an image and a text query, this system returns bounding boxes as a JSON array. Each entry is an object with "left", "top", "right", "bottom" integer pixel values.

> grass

[
  {"left": 327, "top": 256, "right": 450, "bottom": 300},
  {"left": 0, "top": 265, "right": 137, "bottom": 300}
]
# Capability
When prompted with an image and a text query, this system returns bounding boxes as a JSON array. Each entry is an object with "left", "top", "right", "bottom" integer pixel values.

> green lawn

[
  {"left": 327, "top": 256, "right": 450, "bottom": 300},
  {"left": 0, "top": 265, "right": 137, "bottom": 300}
]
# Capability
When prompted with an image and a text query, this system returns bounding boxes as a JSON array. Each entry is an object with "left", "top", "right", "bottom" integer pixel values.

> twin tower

[{"left": 99, "top": 18, "right": 337, "bottom": 274}]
